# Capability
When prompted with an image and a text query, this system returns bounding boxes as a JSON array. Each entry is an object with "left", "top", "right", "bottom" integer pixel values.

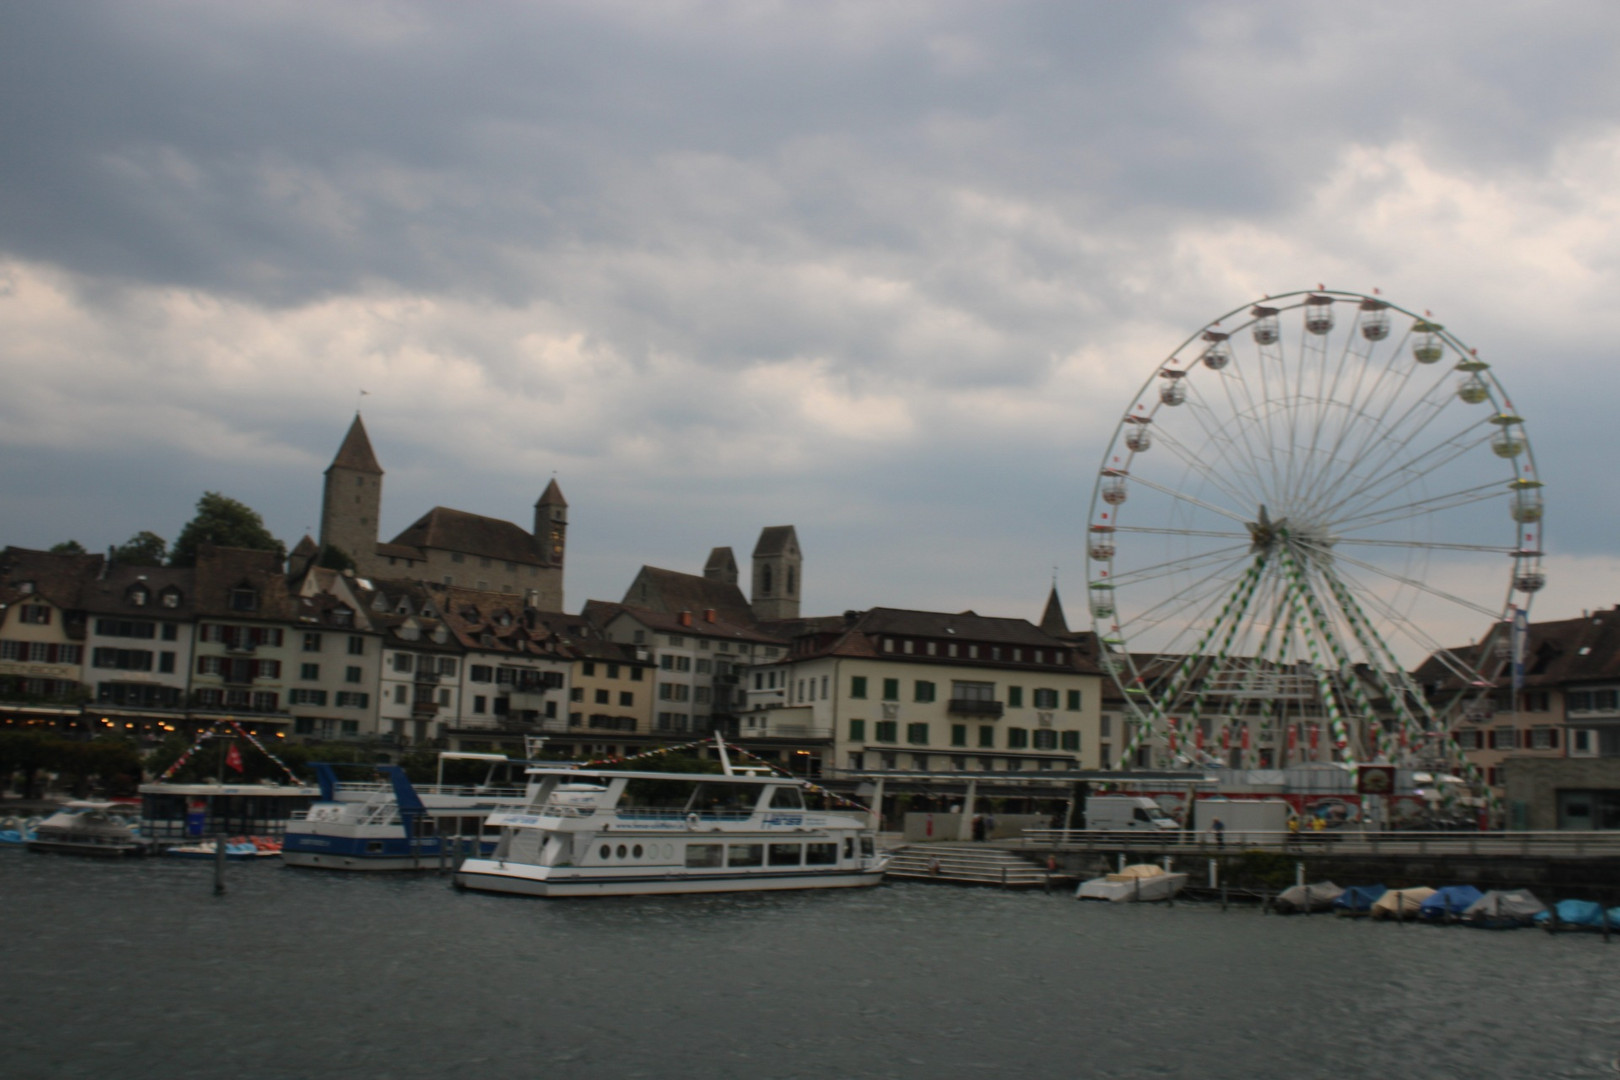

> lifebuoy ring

[{"left": 686, "top": 813, "right": 700, "bottom": 828}]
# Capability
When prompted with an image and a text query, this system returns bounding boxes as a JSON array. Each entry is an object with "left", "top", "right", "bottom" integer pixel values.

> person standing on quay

[{"left": 1212, "top": 818, "right": 1225, "bottom": 849}]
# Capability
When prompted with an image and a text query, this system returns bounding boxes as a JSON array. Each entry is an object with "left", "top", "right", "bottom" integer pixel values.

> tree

[
  {"left": 316, "top": 544, "right": 356, "bottom": 573},
  {"left": 111, "top": 531, "right": 168, "bottom": 567},
  {"left": 169, "top": 492, "right": 286, "bottom": 567},
  {"left": 49, "top": 540, "right": 86, "bottom": 554}
]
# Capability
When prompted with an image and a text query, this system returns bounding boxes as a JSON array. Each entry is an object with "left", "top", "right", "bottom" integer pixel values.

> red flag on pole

[
  {"left": 225, "top": 743, "right": 244, "bottom": 773},
  {"left": 1241, "top": 724, "right": 1251, "bottom": 751}
]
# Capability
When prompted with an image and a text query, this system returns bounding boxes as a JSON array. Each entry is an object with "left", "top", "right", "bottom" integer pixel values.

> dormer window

[
  {"left": 20, "top": 604, "right": 50, "bottom": 625},
  {"left": 161, "top": 588, "right": 182, "bottom": 609},
  {"left": 17, "top": 581, "right": 34, "bottom": 595},
  {"left": 421, "top": 605, "right": 437, "bottom": 619},
  {"left": 332, "top": 607, "right": 354, "bottom": 627},
  {"left": 230, "top": 587, "right": 259, "bottom": 612},
  {"left": 128, "top": 587, "right": 149, "bottom": 607}
]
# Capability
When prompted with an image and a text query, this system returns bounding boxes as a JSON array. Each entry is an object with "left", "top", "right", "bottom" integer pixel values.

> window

[
  {"left": 393, "top": 653, "right": 414, "bottom": 673},
  {"left": 95, "top": 619, "right": 156, "bottom": 639},
  {"left": 20, "top": 605, "right": 50, "bottom": 625},
  {"left": 439, "top": 658, "right": 457, "bottom": 676},
  {"left": 336, "top": 691, "right": 370, "bottom": 709},
  {"left": 582, "top": 661, "right": 596, "bottom": 676},
  {"left": 1454, "top": 730, "right": 1480, "bottom": 751},
  {"left": 302, "top": 632, "right": 322, "bottom": 652},
  {"left": 470, "top": 665, "right": 493, "bottom": 683},
  {"left": 290, "top": 688, "right": 328, "bottom": 706},
  {"left": 619, "top": 691, "right": 634, "bottom": 707},
  {"left": 631, "top": 667, "right": 643, "bottom": 681},
  {"left": 1530, "top": 727, "right": 1558, "bottom": 750},
  {"left": 914, "top": 681, "right": 935, "bottom": 703},
  {"left": 594, "top": 689, "right": 610, "bottom": 704},
  {"left": 1007, "top": 686, "right": 1023, "bottom": 708},
  {"left": 473, "top": 695, "right": 487, "bottom": 714},
  {"left": 161, "top": 590, "right": 181, "bottom": 609},
  {"left": 1061, "top": 730, "right": 1080, "bottom": 752},
  {"left": 882, "top": 678, "right": 899, "bottom": 701},
  {"left": 300, "top": 663, "right": 320, "bottom": 681},
  {"left": 978, "top": 726, "right": 995, "bottom": 748},
  {"left": 1066, "top": 689, "right": 1082, "bottom": 711},
  {"left": 92, "top": 648, "right": 153, "bottom": 671},
  {"left": 1033, "top": 729, "right": 1058, "bottom": 750},
  {"left": 849, "top": 719, "right": 865, "bottom": 741},
  {"left": 345, "top": 666, "right": 362, "bottom": 684},
  {"left": 570, "top": 688, "right": 583, "bottom": 702},
  {"left": 348, "top": 635, "right": 365, "bottom": 656},
  {"left": 1490, "top": 727, "right": 1517, "bottom": 750},
  {"left": 395, "top": 685, "right": 408, "bottom": 704},
  {"left": 162, "top": 623, "right": 178, "bottom": 641},
  {"left": 874, "top": 720, "right": 897, "bottom": 742},
  {"left": 952, "top": 681, "right": 995, "bottom": 702},
  {"left": 768, "top": 844, "right": 802, "bottom": 867},
  {"left": 805, "top": 843, "right": 838, "bottom": 866},
  {"left": 906, "top": 723, "right": 929, "bottom": 745},
  {"left": 1033, "top": 688, "right": 1059, "bottom": 709},
  {"left": 851, "top": 676, "right": 867, "bottom": 699},
  {"left": 607, "top": 663, "right": 620, "bottom": 679},
  {"left": 686, "top": 843, "right": 724, "bottom": 868},
  {"left": 229, "top": 588, "right": 258, "bottom": 612},
  {"left": 667, "top": 634, "right": 684, "bottom": 647},
  {"left": 695, "top": 658, "right": 711, "bottom": 674},
  {"left": 728, "top": 844, "right": 764, "bottom": 867},
  {"left": 159, "top": 651, "right": 175, "bottom": 674},
  {"left": 451, "top": 552, "right": 465, "bottom": 564}
]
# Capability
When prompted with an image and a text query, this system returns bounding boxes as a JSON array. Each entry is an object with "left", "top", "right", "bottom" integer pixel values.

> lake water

[{"left": 3, "top": 851, "right": 1616, "bottom": 1079}]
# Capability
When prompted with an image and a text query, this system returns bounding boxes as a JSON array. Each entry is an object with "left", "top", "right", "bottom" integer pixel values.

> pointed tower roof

[
  {"left": 327, "top": 413, "right": 383, "bottom": 475},
  {"left": 1039, "top": 584, "right": 1069, "bottom": 637},
  {"left": 535, "top": 478, "right": 567, "bottom": 508},
  {"left": 753, "top": 525, "right": 797, "bottom": 556}
]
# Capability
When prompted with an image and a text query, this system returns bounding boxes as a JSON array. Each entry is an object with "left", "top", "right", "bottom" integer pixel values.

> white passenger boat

[
  {"left": 282, "top": 753, "right": 530, "bottom": 871},
  {"left": 1075, "top": 863, "right": 1188, "bottom": 902},
  {"left": 455, "top": 758, "right": 888, "bottom": 898},
  {"left": 27, "top": 801, "right": 153, "bottom": 857}
]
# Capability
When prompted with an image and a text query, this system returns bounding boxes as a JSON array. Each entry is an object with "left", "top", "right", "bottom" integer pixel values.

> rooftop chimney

[
  {"left": 703, "top": 608, "right": 716, "bottom": 623},
  {"left": 679, "top": 610, "right": 693, "bottom": 627}
]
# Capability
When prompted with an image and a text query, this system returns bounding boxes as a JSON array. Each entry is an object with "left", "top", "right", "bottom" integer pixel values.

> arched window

[
  {"left": 761, "top": 566, "right": 773, "bottom": 593},
  {"left": 786, "top": 567, "right": 795, "bottom": 595}
]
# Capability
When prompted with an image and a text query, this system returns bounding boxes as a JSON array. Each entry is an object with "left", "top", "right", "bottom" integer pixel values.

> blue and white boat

[
  {"left": 455, "top": 754, "right": 887, "bottom": 899},
  {"left": 281, "top": 753, "right": 530, "bottom": 871}
]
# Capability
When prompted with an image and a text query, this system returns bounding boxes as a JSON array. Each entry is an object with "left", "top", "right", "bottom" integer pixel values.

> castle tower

[
  {"left": 750, "top": 526, "right": 801, "bottom": 621},
  {"left": 532, "top": 479, "right": 568, "bottom": 610},
  {"left": 320, "top": 413, "right": 383, "bottom": 575},
  {"left": 704, "top": 546, "right": 738, "bottom": 586}
]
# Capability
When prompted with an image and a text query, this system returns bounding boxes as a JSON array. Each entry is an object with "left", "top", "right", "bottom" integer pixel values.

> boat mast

[{"left": 713, "top": 731, "right": 735, "bottom": 776}]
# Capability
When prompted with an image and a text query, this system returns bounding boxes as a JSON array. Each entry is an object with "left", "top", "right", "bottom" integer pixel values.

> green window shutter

[
  {"left": 951, "top": 724, "right": 967, "bottom": 747},
  {"left": 1008, "top": 727, "right": 1028, "bottom": 749},
  {"left": 914, "top": 680, "right": 934, "bottom": 703},
  {"left": 1061, "top": 730, "right": 1080, "bottom": 751},
  {"left": 875, "top": 720, "right": 897, "bottom": 742},
  {"left": 1033, "top": 688, "right": 1058, "bottom": 709},
  {"left": 849, "top": 718, "right": 865, "bottom": 741},
  {"left": 851, "top": 676, "right": 867, "bottom": 699},
  {"left": 977, "top": 725, "right": 995, "bottom": 748},
  {"left": 1066, "top": 688, "right": 1081, "bottom": 710},
  {"left": 882, "top": 678, "right": 899, "bottom": 701},
  {"left": 906, "top": 722, "right": 929, "bottom": 744},
  {"left": 1008, "top": 686, "right": 1023, "bottom": 708}
]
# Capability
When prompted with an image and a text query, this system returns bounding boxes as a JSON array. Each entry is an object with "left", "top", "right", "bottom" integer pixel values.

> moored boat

[
  {"left": 26, "top": 801, "right": 153, "bottom": 857},
  {"left": 1075, "top": 863, "right": 1188, "bottom": 902},
  {"left": 1272, "top": 880, "right": 1343, "bottom": 914},
  {"left": 165, "top": 836, "right": 283, "bottom": 860},
  {"left": 1461, "top": 889, "right": 1545, "bottom": 929},
  {"left": 454, "top": 758, "right": 886, "bottom": 898}
]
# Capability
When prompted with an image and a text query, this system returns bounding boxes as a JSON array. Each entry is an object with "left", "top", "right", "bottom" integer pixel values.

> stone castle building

[{"left": 318, "top": 414, "right": 568, "bottom": 608}]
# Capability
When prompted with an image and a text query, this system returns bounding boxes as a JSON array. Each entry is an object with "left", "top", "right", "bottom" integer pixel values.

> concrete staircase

[{"left": 885, "top": 843, "right": 1060, "bottom": 888}]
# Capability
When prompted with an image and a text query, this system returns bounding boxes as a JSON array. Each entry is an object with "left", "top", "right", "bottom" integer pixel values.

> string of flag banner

[
  {"left": 578, "top": 735, "right": 871, "bottom": 815},
  {"left": 157, "top": 718, "right": 303, "bottom": 785}
]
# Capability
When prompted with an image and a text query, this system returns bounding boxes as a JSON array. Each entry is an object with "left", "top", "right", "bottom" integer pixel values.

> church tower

[
  {"left": 750, "top": 525, "right": 802, "bottom": 622},
  {"left": 532, "top": 479, "right": 568, "bottom": 610},
  {"left": 320, "top": 413, "right": 383, "bottom": 575}
]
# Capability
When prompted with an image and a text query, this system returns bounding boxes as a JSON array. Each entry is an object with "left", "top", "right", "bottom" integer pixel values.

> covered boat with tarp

[
  {"left": 1371, "top": 887, "right": 1435, "bottom": 920},
  {"left": 1419, "top": 885, "right": 1483, "bottom": 922},
  {"left": 1462, "top": 890, "right": 1546, "bottom": 929},
  {"left": 1533, "top": 899, "right": 1612, "bottom": 931},
  {"left": 1332, "top": 884, "right": 1387, "bottom": 916},
  {"left": 1273, "top": 881, "right": 1342, "bottom": 914}
]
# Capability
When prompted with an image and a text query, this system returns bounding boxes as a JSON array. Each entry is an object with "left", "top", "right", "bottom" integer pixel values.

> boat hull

[
  {"left": 456, "top": 860, "right": 887, "bottom": 898},
  {"left": 27, "top": 837, "right": 150, "bottom": 857},
  {"left": 1076, "top": 873, "right": 1188, "bottom": 902}
]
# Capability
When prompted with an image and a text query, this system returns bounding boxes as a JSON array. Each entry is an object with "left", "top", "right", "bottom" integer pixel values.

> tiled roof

[
  {"left": 620, "top": 566, "right": 752, "bottom": 622},
  {"left": 192, "top": 544, "right": 296, "bottom": 621},
  {"left": 787, "top": 607, "right": 1098, "bottom": 672},
  {"left": 327, "top": 413, "right": 383, "bottom": 475},
  {"left": 375, "top": 541, "right": 427, "bottom": 562},
  {"left": 1039, "top": 585, "right": 1069, "bottom": 637},
  {"left": 80, "top": 565, "right": 197, "bottom": 618},
  {"left": 387, "top": 507, "right": 541, "bottom": 565},
  {"left": 703, "top": 546, "right": 738, "bottom": 582},
  {"left": 0, "top": 547, "right": 104, "bottom": 609},
  {"left": 752, "top": 525, "right": 797, "bottom": 557},
  {"left": 584, "top": 600, "right": 789, "bottom": 647},
  {"left": 1417, "top": 606, "right": 1620, "bottom": 689}
]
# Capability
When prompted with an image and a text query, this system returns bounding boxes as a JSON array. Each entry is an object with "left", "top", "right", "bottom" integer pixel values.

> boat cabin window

[
  {"left": 768, "top": 786, "right": 804, "bottom": 810},
  {"left": 684, "top": 782, "right": 758, "bottom": 815},
  {"left": 860, "top": 836, "right": 875, "bottom": 857},
  {"left": 805, "top": 843, "right": 837, "bottom": 865},
  {"left": 686, "top": 843, "right": 724, "bottom": 868},
  {"left": 727, "top": 843, "right": 764, "bottom": 867},
  {"left": 768, "top": 843, "right": 802, "bottom": 866}
]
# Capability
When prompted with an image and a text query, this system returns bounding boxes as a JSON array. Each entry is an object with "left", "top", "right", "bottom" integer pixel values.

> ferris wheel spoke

[
  {"left": 1309, "top": 420, "right": 1496, "bottom": 525},
  {"left": 1323, "top": 564, "right": 1494, "bottom": 685},
  {"left": 1111, "top": 526, "right": 1251, "bottom": 541},
  {"left": 1112, "top": 551, "right": 1258, "bottom": 643},
  {"left": 1295, "top": 312, "right": 1380, "bottom": 506},
  {"left": 1298, "top": 540, "right": 1503, "bottom": 621},
  {"left": 1311, "top": 367, "right": 1468, "bottom": 508},
  {"left": 1143, "top": 413, "right": 1268, "bottom": 512},
  {"left": 1121, "top": 472, "right": 1255, "bottom": 525},
  {"left": 1304, "top": 325, "right": 1430, "bottom": 497},
  {"left": 1104, "top": 542, "right": 1253, "bottom": 589},
  {"left": 1329, "top": 481, "right": 1505, "bottom": 536},
  {"left": 1330, "top": 536, "right": 1518, "bottom": 554},
  {"left": 1209, "top": 352, "right": 1289, "bottom": 501}
]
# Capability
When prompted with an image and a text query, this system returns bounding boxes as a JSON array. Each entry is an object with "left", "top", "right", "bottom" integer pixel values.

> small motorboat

[
  {"left": 1076, "top": 863, "right": 1188, "bottom": 902},
  {"left": 1419, "top": 885, "right": 1484, "bottom": 922},
  {"left": 165, "top": 836, "right": 283, "bottom": 860},
  {"left": 1533, "top": 899, "right": 1613, "bottom": 932},
  {"left": 26, "top": 801, "right": 153, "bottom": 857},
  {"left": 1332, "top": 884, "right": 1387, "bottom": 917},
  {"left": 1273, "top": 881, "right": 1343, "bottom": 914},
  {"left": 1461, "top": 890, "right": 1546, "bottom": 929},
  {"left": 1371, "top": 887, "right": 1436, "bottom": 920},
  {"left": 0, "top": 815, "right": 42, "bottom": 846}
]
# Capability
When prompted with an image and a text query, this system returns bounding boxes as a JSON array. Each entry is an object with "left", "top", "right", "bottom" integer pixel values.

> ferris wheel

[{"left": 1086, "top": 289, "right": 1543, "bottom": 783}]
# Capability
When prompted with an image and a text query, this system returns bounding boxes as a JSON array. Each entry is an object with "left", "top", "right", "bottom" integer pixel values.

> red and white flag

[{"left": 225, "top": 743, "right": 244, "bottom": 773}]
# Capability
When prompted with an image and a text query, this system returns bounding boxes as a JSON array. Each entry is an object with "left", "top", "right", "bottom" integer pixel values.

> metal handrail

[{"left": 1018, "top": 827, "right": 1620, "bottom": 857}]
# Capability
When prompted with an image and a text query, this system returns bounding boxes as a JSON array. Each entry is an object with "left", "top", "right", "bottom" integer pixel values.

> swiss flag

[{"left": 225, "top": 743, "right": 244, "bottom": 774}]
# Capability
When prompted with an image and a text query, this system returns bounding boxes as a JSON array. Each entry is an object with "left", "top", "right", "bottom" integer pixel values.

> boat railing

[
  {"left": 1018, "top": 827, "right": 1620, "bottom": 857},
  {"left": 330, "top": 780, "right": 530, "bottom": 800}
]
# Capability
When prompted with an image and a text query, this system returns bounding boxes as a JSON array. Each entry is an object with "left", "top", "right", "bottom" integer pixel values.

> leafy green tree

[
  {"left": 0, "top": 731, "right": 54, "bottom": 799},
  {"left": 316, "top": 544, "right": 356, "bottom": 573},
  {"left": 169, "top": 492, "right": 286, "bottom": 567},
  {"left": 112, "top": 531, "right": 169, "bottom": 567},
  {"left": 49, "top": 540, "right": 87, "bottom": 554}
]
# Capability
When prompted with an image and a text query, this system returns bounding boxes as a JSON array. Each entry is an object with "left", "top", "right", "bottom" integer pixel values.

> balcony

[
  {"left": 507, "top": 690, "right": 549, "bottom": 712},
  {"left": 948, "top": 698, "right": 1004, "bottom": 718},
  {"left": 411, "top": 701, "right": 440, "bottom": 718},
  {"left": 413, "top": 670, "right": 441, "bottom": 685}
]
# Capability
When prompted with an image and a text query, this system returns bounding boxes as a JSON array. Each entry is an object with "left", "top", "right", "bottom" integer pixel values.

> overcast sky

[{"left": 2, "top": 1, "right": 1618, "bottom": 639}]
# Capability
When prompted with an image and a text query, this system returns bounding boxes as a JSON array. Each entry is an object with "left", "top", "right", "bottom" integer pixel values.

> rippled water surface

[{"left": 3, "top": 851, "right": 1616, "bottom": 1079}]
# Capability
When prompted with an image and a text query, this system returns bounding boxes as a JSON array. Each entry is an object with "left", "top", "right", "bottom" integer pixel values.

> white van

[{"left": 1085, "top": 796, "right": 1179, "bottom": 831}]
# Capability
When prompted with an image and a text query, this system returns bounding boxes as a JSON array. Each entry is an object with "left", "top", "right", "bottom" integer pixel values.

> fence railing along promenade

[{"left": 1018, "top": 828, "right": 1620, "bottom": 858}]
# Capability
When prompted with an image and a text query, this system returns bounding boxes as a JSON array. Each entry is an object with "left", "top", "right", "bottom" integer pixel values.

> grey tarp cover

[
  {"left": 1274, "top": 881, "right": 1342, "bottom": 913},
  {"left": 1462, "top": 890, "right": 1546, "bottom": 923}
]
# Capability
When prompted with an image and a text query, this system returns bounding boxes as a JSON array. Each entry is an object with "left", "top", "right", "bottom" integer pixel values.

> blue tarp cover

[
  {"left": 1333, "top": 884, "right": 1387, "bottom": 912},
  {"left": 1420, "top": 885, "right": 1484, "bottom": 918},
  {"left": 1533, "top": 899, "right": 1609, "bottom": 928}
]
